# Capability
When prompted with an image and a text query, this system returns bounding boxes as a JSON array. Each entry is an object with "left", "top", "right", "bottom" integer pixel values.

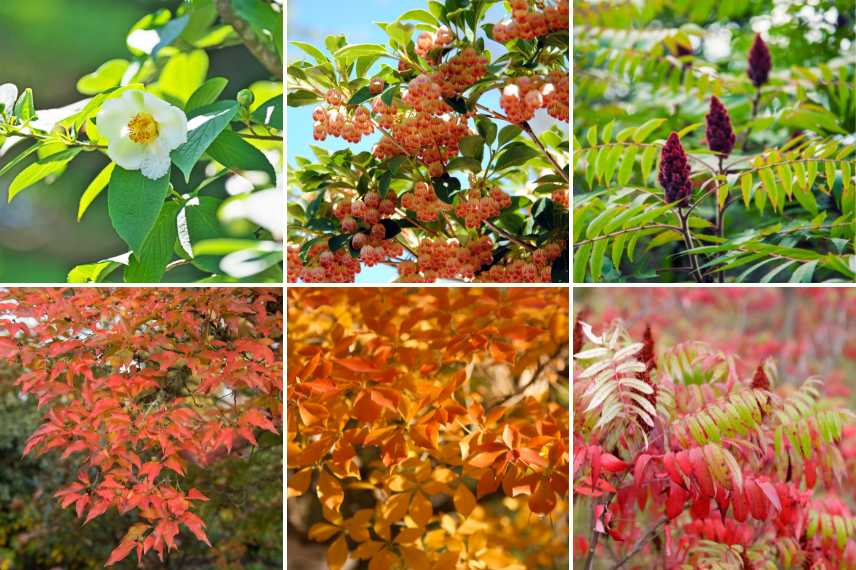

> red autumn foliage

[
  {"left": 574, "top": 288, "right": 856, "bottom": 568},
  {"left": 0, "top": 288, "right": 283, "bottom": 567}
]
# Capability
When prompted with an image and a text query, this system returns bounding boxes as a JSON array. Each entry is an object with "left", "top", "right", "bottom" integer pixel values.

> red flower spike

[
  {"left": 705, "top": 96, "right": 736, "bottom": 158},
  {"left": 658, "top": 132, "right": 692, "bottom": 207},
  {"left": 747, "top": 33, "right": 772, "bottom": 87}
]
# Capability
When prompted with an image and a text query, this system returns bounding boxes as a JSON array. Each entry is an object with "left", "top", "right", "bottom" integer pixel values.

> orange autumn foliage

[
  {"left": 0, "top": 288, "right": 283, "bottom": 567},
  {"left": 287, "top": 287, "right": 570, "bottom": 569}
]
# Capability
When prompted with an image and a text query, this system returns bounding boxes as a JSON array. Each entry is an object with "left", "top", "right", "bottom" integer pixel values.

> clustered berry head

[
  {"left": 658, "top": 132, "right": 692, "bottom": 207},
  {"left": 479, "top": 242, "right": 563, "bottom": 282},
  {"left": 289, "top": 242, "right": 362, "bottom": 283},
  {"left": 414, "top": 26, "right": 454, "bottom": 59},
  {"left": 371, "top": 42, "right": 488, "bottom": 177},
  {"left": 403, "top": 237, "right": 495, "bottom": 281},
  {"left": 454, "top": 186, "right": 512, "bottom": 228},
  {"left": 500, "top": 72, "right": 569, "bottom": 123},
  {"left": 492, "top": 0, "right": 569, "bottom": 42},
  {"left": 747, "top": 33, "right": 772, "bottom": 87},
  {"left": 573, "top": 317, "right": 583, "bottom": 354},
  {"left": 705, "top": 96, "right": 736, "bottom": 158},
  {"left": 313, "top": 92, "right": 374, "bottom": 143},
  {"left": 333, "top": 190, "right": 397, "bottom": 229},
  {"left": 400, "top": 181, "right": 450, "bottom": 222}
]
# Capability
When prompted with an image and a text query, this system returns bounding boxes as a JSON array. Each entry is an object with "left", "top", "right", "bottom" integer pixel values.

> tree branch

[
  {"left": 609, "top": 516, "right": 669, "bottom": 570},
  {"left": 216, "top": 0, "right": 283, "bottom": 80}
]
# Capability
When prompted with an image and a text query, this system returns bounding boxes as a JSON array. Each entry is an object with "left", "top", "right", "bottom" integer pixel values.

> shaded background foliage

[{"left": 0, "top": 0, "right": 274, "bottom": 282}]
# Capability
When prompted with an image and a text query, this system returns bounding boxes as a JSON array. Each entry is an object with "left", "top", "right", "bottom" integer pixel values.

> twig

[
  {"left": 521, "top": 121, "right": 569, "bottom": 183},
  {"left": 216, "top": 0, "right": 282, "bottom": 79},
  {"left": 609, "top": 516, "right": 669, "bottom": 570}
]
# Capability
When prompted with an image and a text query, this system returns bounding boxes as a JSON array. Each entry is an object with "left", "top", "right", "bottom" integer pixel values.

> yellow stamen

[{"left": 127, "top": 112, "right": 159, "bottom": 144}]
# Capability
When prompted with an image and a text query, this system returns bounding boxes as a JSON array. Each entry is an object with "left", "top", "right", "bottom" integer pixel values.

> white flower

[
  {"left": 0, "top": 83, "right": 18, "bottom": 115},
  {"left": 96, "top": 90, "right": 187, "bottom": 180}
]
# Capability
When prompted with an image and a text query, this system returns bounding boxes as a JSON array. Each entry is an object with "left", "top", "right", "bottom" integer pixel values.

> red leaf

[
  {"left": 756, "top": 479, "right": 781, "bottom": 512},
  {"left": 689, "top": 447, "right": 714, "bottom": 497},
  {"left": 105, "top": 539, "right": 136, "bottom": 567},
  {"left": 241, "top": 409, "right": 278, "bottom": 434},
  {"left": 187, "top": 488, "right": 209, "bottom": 502},
  {"left": 663, "top": 452, "right": 684, "bottom": 486},
  {"left": 666, "top": 483, "right": 687, "bottom": 520},
  {"left": 469, "top": 449, "right": 506, "bottom": 469},
  {"left": 744, "top": 479, "right": 768, "bottom": 520},
  {"left": 84, "top": 499, "right": 111, "bottom": 525},
  {"left": 731, "top": 485, "right": 748, "bottom": 522},
  {"left": 600, "top": 452, "right": 629, "bottom": 473},
  {"left": 334, "top": 356, "right": 380, "bottom": 373},
  {"left": 181, "top": 512, "right": 211, "bottom": 546}
]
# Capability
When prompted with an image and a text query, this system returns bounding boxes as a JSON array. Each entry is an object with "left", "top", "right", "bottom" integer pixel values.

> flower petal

[
  {"left": 154, "top": 106, "right": 188, "bottom": 150},
  {"left": 107, "top": 137, "right": 144, "bottom": 171},
  {"left": 139, "top": 142, "right": 172, "bottom": 180},
  {"left": 96, "top": 99, "right": 136, "bottom": 141}
]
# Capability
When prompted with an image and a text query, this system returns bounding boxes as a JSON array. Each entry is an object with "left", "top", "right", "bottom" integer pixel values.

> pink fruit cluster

[
  {"left": 373, "top": 110, "right": 471, "bottom": 177},
  {"left": 400, "top": 181, "right": 451, "bottom": 222},
  {"left": 500, "top": 72, "right": 569, "bottom": 123},
  {"left": 454, "top": 187, "right": 513, "bottom": 228},
  {"left": 479, "top": 242, "right": 564, "bottom": 282},
  {"left": 333, "top": 191, "right": 396, "bottom": 231},
  {"left": 414, "top": 26, "right": 454, "bottom": 59},
  {"left": 400, "top": 236, "right": 495, "bottom": 281},
  {"left": 312, "top": 90, "right": 375, "bottom": 143},
  {"left": 287, "top": 243, "right": 362, "bottom": 283},
  {"left": 359, "top": 239, "right": 403, "bottom": 267},
  {"left": 492, "top": 0, "right": 569, "bottom": 42}
]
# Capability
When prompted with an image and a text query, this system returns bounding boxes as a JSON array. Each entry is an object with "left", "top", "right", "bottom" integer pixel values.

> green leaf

[
  {"left": 125, "top": 202, "right": 180, "bottom": 282},
  {"left": 206, "top": 130, "right": 276, "bottom": 181},
  {"left": 290, "top": 40, "right": 330, "bottom": 65},
  {"left": 640, "top": 145, "right": 657, "bottom": 183},
  {"left": 586, "top": 125, "right": 598, "bottom": 147},
  {"left": 67, "top": 258, "right": 124, "bottom": 283},
  {"left": 251, "top": 95, "right": 283, "bottom": 130},
  {"left": 13, "top": 88, "right": 35, "bottom": 122},
  {"left": 460, "top": 135, "right": 484, "bottom": 161},
  {"left": 740, "top": 173, "right": 753, "bottom": 207},
  {"left": 171, "top": 100, "right": 239, "bottom": 181},
  {"left": 107, "top": 166, "right": 171, "bottom": 252},
  {"left": 183, "top": 196, "right": 227, "bottom": 273},
  {"left": 792, "top": 183, "right": 818, "bottom": 215},
  {"left": 157, "top": 49, "right": 209, "bottom": 106},
  {"left": 347, "top": 86, "right": 377, "bottom": 106},
  {"left": 334, "top": 43, "right": 388, "bottom": 64},
  {"left": 573, "top": 243, "right": 592, "bottom": 282},
  {"left": 617, "top": 146, "right": 637, "bottom": 186},
  {"left": 632, "top": 118, "right": 666, "bottom": 143},
  {"left": 0, "top": 143, "right": 42, "bottom": 177},
  {"left": 78, "top": 162, "right": 115, "bottom": 221},
  {"left": 76, "top": 59, "right": 130, "bottom": 95},
  {"left": 185, "top": 76, "right": 229, "bottom": 112},
  {"left": 498, "top": 125, "right": 522, "bottom": 146},
  {"left": 475, "top": 117, "right": 497, "bottom": 145},
  {"left": 8, "top": 149, "right": 80, "bottom": 202},
  {"left": 494, "top": 142, "right": 538, "bottom": 171},
  {"left": 287, "top": 89, "right": 322, "bottom": 107},
  {"left": 789, "top": 260, "right": 818, "bottom": 283},
  {"left": 590, "top": 239, "right": 608, "bottom": 282},
  {"left": 397, "top": 8, "right": 440, "bottom": 25}
]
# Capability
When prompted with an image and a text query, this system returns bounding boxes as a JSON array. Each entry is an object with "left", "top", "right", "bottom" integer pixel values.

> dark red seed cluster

[
  {"left": 747, "top": 33, "right": 772, "bottom": 87},
  {"left": 658, "top": 132, "right": 692, "bottom": 207},
  {"left": 705, "top": 96, "right": 736, "bottom": 158}
]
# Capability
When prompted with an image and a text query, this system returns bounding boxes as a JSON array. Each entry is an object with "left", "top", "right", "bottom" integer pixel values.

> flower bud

[
  {"left": 705, "top": 96, "right": 735, "bottom": 158},
  {"left": 658, "top": 132, "right": 692, "bottom": 207},
  {"left": 237, "top": 89, "right": 255, "bottom": 107}
]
